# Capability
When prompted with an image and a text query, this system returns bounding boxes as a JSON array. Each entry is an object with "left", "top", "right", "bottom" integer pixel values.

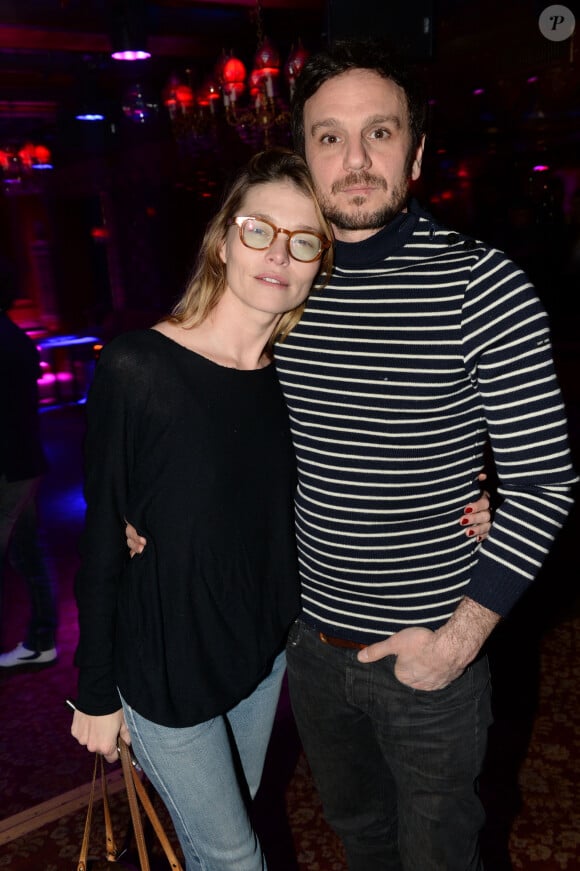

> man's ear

[{"left": 411, "top": 134, "right": 426, "bottom": 181}]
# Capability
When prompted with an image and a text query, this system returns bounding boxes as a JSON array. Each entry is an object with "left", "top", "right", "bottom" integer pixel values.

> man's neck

[
  {"left": 331, "top": 225, "right": 384, "bottom": 244},
  {"left": 331, "top": 205, "right": 410, "bottom": 244}
]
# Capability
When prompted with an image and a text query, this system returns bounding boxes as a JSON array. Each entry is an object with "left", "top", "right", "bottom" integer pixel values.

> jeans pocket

[{"left": 286, "top": 618, "right": 303, "bottom": 647}]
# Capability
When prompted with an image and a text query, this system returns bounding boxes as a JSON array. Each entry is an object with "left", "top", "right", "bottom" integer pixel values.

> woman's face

[{"left": 220, "top": 180, "right": 326, "bottom": 320}]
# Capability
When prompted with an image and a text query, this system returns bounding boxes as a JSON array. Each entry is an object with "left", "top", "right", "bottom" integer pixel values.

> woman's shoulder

[
  {"left": 92, "top": 331, "right": 180, "bottom": 395},
  {"left": 98, "top": 328, "right": 169, "bottom": 367}
]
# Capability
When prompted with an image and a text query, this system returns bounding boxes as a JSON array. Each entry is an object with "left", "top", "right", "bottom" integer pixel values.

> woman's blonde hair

[{"left": 170, "top": 147, "right": 333, "bottom": 347}]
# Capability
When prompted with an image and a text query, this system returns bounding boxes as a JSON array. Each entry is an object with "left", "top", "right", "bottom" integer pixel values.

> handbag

[{"left": 77, "top": 737, "right": 183, "bottom": 871}]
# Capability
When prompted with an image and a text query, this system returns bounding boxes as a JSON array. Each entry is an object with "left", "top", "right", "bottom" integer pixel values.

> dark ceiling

[
  {"left": 0, "top": 0, "right": 578, "bottom": 163},
  {"left": 0, "top": 1, "right": 326, "bottom": 138}
]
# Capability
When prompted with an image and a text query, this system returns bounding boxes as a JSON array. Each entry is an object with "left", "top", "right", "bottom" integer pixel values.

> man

[
  {"left": 272, "top": 40, "right": 578, "bottom": 870},
  {"left": 0, "top": 258, "right": 58, "bottom": 668}
]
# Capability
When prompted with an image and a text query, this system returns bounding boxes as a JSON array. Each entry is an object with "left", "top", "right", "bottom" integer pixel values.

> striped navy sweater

[{"left": 274, "top": 202, "right": 578, "bottom": 644}]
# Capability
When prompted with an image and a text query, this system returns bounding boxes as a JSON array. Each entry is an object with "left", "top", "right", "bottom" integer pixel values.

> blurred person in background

[{"left": 0, "top": 256, "right": 58, "bottom": 668}]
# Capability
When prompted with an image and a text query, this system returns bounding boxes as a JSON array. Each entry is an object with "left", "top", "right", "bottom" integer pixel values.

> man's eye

[
  {"left": 369, "top": 128, "right": 390, "bottom": 140},
  {"left": 320, "top": 134, "right": 339, "bottom": 144}
]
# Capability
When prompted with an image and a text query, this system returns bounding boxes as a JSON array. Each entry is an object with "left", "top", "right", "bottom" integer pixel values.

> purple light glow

[
  {"left": 111, "top": 50, "right": 151, "bottom": 61},
  {"left": 76, "top": 113, "right": 105, "bottom": 122}
]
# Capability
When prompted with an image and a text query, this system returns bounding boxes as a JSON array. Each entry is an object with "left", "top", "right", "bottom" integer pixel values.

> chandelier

[
  {"left": 0, "top": 141, "right": 53, "bottom": 190},
  {"left": 162, "top": 1, "right": 309, "bottom": 152}
]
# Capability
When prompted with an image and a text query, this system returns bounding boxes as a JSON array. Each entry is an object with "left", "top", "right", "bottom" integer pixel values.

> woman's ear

[{"left": 219, "top": 235, "right": 227, "bottom": 265}]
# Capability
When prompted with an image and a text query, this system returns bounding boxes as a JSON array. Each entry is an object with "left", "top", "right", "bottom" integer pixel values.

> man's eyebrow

[
  {"left": 309, "top": 114, "right": 403, "bottom": 136},
  {"left": 309, "top": 118, "right": 339, "bottom": 136},
  {"left": 366, "top": 114, "right": 402, "bottom": 129}
]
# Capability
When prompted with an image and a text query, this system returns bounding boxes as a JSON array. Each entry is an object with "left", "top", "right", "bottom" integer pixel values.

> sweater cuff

[
  {"left": 75, "top": 666, "right": 122, "bottom": 716},
  {"left": 463, "top": 551, "right": 532, "bottom": 618}
]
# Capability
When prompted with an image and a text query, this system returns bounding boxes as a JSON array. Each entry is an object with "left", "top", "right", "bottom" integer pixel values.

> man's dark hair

[{"left": 290, "top": 39, "right": 427, "bottom": 159}]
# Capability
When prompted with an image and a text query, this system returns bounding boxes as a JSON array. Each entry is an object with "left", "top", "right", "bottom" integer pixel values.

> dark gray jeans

[
  {"left": 0, "top": 475, "right": 57, "bottom": 651},
  {"left": 286, "top": 618, "right": 492, "bottom": 871}
]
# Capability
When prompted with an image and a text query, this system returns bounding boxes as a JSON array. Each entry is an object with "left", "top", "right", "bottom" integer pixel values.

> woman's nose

[{"left": 266, "top": 233, "right": 290, "bottom": 264}]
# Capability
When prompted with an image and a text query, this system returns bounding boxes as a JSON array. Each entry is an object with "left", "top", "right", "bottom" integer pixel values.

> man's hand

[
  {"left": 357, "top": 598, "right": 501, "bottom": 690},
  {"left": 126, "top": 521, "right": 146, "bottom": 557},
  {"left": 71, "top": 708, "right": 131, "bottom": 764},
  {"left": 357, "top": 626, "right": 459, "bottom": 690}
]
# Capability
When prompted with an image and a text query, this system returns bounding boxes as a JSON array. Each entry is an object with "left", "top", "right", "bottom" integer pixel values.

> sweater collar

[{"left": 333, "top": 199, "right": 424, "bottom": 268}]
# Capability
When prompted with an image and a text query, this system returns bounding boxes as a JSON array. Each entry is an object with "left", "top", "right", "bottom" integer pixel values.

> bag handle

[
  {"left": 118, "top": 738, "right": 150, "bottom": 870},
  {"left": 77, "top": 739, "right": 183, "bottom": 871},
  {"left": 77, "top": 752, "right": 98, "bottom": 871},
  {"left": 101, "top": 751, "right": 119, "bottom": 861},
  {"left": 118, "top": 737, "right": 183, "bottom": 870}
]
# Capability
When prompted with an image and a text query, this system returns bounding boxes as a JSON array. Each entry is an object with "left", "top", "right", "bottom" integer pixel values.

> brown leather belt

[{"left": 318, "top": 631, "right": 367, "bottom": 651}]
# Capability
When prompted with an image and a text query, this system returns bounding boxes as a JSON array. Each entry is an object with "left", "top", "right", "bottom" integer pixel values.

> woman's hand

[
  {"left": 126, "top": 521, "right": 147, "bottom": 557},
  {"left": 461, "top": 473, "right": 492, "bottom": 541},
  {"left": 71, "top": 708, "right": 131, "bottom": 764}
]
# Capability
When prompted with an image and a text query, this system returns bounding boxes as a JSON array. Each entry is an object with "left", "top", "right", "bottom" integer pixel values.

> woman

[{"left": 70, "top": 148, "right": 334, "bottom": 870}]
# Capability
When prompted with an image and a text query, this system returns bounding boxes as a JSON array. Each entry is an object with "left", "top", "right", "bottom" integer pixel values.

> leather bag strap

[
  {"left": 77, "top": 741, "right": 183, "bottom": 871},
  {"left": 118, "top": 738, "right": 183, "bottom": 871},
  {"left": 77, "top": 752, "right": 99, "bottom": 871},
  {"left": 100, "top": 752, "right": 119, "bottom": 861},
  {"left": 118, "top": 738, "right": 150, "bottom": 871}
]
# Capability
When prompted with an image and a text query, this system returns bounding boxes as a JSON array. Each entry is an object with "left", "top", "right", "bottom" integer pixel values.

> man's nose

[{"left": 344, "top": 138, "right": 371, "bottom": 171}]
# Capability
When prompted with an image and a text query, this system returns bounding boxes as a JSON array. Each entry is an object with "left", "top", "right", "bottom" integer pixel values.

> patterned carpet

[{"left": 1, "top": 400, "right": 579, "bottom": 870}]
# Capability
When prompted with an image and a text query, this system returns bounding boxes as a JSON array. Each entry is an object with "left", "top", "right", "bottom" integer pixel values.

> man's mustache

[{"left": 331, "top": 173, "right": 388, "bottom": 194}]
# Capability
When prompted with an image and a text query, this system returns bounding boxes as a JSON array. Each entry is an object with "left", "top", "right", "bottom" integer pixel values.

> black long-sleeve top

[{"left": 74, "top": 330, "right": 300, "bottom": 727}]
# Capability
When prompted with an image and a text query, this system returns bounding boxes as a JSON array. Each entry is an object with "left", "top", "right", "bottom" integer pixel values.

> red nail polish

[
  {"left": 467, "top": 528, "right": 475, "bottom": 536},
  {"left": 464, "top": 506, "right": 473, "bottom": 514},
  {"left": 460, "top": 517, "right": 469, "bottom": 525}
]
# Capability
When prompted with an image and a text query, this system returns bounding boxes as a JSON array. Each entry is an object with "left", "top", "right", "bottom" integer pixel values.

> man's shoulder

[{"left": 410, "top": 203, "right": 517, "bottom": 264}]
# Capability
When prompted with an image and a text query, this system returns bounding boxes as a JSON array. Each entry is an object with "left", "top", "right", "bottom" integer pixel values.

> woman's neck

[{"left": 153, "top": 318, "right": 274, "bottom": 371}]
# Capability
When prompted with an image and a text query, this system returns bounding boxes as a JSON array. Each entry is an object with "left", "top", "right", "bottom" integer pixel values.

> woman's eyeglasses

[{"left": 230, "top": 216, "right": 331, "bottom": 263}]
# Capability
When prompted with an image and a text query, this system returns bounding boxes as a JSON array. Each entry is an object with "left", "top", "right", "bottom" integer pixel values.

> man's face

[{"left": 303, "top": 68, "right": 424, "bottom": 243}]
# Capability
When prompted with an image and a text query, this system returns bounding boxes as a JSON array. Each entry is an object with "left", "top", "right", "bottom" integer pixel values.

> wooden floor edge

[{"left": 0, "top": 768, "right": 126, "bottom": 845}]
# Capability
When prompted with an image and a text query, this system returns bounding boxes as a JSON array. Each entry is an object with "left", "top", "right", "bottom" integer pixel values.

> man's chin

[
  {"left": 318, "top": 182, "right": 410, "bottom": 232},
  {"left": 325, "top": 206, "right": 401, "bottom": 232}
]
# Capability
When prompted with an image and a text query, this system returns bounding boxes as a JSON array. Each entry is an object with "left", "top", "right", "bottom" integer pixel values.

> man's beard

[{"left": 316, "top": 172, "right": 410, "bottom": 232}]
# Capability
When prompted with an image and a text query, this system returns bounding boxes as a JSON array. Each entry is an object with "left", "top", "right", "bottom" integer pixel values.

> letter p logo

[{"left": 538, "top": 5, "right": 576, "bottom": 41}]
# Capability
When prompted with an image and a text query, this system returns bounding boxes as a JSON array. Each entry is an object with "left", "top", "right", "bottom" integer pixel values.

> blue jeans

[
  {"left": 286, "top": 619, "right": 493, "bottom": 871},
  {"left": 120, "top": 649, "right": 286, "bottom": 871},
  {"left": 0, "top": 475, "right": 57, "bottom": 650}
]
